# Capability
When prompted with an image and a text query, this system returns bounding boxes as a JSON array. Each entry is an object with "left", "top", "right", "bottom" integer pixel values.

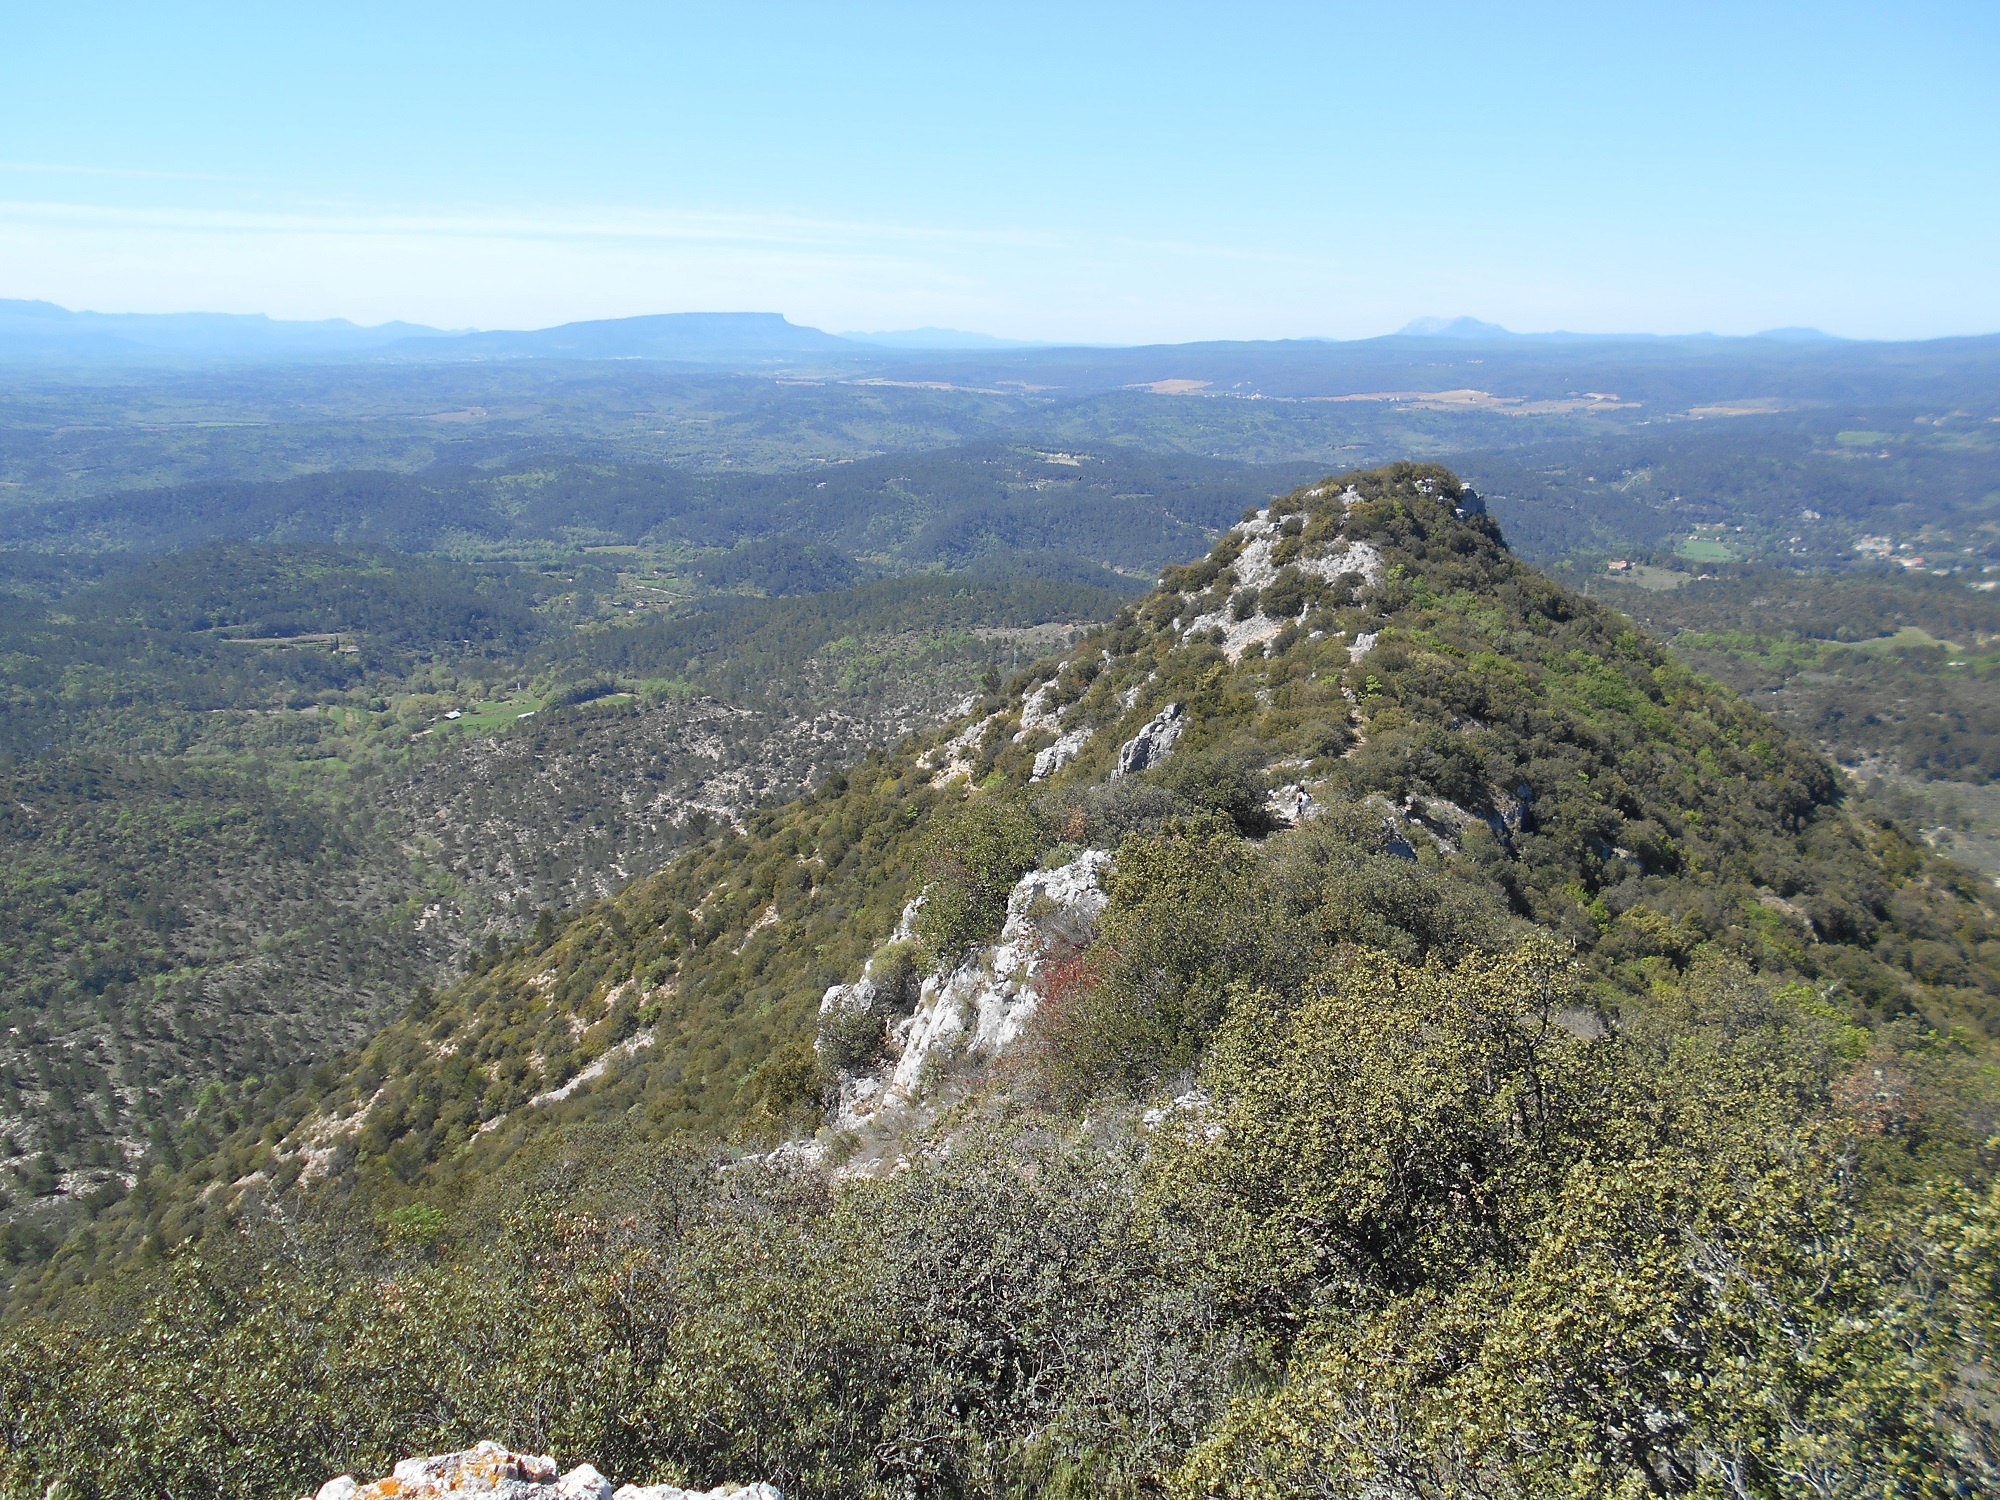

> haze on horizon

[{"left": 1, "top": 1, "right": 1994, "bottom": 346}]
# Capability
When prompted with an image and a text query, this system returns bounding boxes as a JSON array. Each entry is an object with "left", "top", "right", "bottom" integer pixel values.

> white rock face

[
  {"left": 1015, "top": 681, "right": 1062, "bottom": 735},
  {"left": 925, "top": 715, "right": 992, "bottom": 784},
  {"left": 894, "top": 850, "right": 1111, "bottom": 1082},
  {"left": 818, "top": 898, "right": 922, "bottom": 1027},
  {"left": 1177, "top": 503, "right": 1384, "bottom": 662},
  {"left": 1111, "top": 703, "right": 1185, "bottom": 778},
  {"left": 300, "top": 1444, "right": 776, "bottom": 1500},
  {"left": 1031, "top": 725, "right": 1093, "bottom": 781},
  {"left": 831, "top": 850, "right": 1111, "bottom": 1130}
]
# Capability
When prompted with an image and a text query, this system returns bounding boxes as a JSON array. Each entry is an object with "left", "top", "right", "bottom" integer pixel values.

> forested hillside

[
  {"left": 0, "top": 545, "right": 1121, "bottom": 1256},
  {"left": 1612, "top": 570, "right": 2000, "bottom": 780},
  {"left": 8, "top": 465, "right": 1997, "bottom": 1498},
  {"left": 0, "top": 446, "right": 1313, "bottom": 582}
]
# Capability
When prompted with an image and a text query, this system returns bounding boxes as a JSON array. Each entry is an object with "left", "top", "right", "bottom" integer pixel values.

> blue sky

[{"left": 1, "top": 2, "right": 1993, "bottom": 341}]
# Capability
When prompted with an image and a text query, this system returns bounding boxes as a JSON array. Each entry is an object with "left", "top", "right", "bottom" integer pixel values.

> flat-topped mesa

[{"left": 302, "top": 1442, "right": 779, "bottom": 1500}]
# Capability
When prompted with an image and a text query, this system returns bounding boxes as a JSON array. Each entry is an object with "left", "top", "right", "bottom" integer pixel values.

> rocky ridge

[{"left": 808, "top": 480, "right": 1475, "bottom": 1161}]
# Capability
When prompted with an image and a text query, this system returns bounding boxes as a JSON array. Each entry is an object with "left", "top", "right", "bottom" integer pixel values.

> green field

[
  {"left": 1676, "top": 535, "right": 1739, "bottom": 561},
  {"left": 1605, "top": 562, "right": 1691, "bottom": 590}
]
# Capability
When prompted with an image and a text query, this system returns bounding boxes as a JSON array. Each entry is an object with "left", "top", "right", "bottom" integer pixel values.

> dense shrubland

[
  {"left": 5, "top": 946, "right": 1994, "bottom": 1497},
  {"left": 0, "top": 547, "right": 1118, "bottom": 1242},
  {"left": 6, "top": 463, "right": 2000, "bottom": 1496}
]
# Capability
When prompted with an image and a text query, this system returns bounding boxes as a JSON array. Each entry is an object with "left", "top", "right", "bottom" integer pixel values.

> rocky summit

[{"left": 302, "top": 1442, "right": 778, "bottom": 1500}]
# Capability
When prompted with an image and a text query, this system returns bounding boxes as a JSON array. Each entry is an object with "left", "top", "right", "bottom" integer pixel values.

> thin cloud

[
  {"left": 0, "top": 191, "right": 1328, "bottom": 272},
  {"left": 0, "top": 161, "right": 253, "bottom": 183}
]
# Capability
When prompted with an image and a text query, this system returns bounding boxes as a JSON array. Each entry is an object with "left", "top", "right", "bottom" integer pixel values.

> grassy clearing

[
  {"left": 428, "top": 697, "right": 547, "bottom": 736},
  {"left": 1676, "top": 536, "right": 1739, "bottom": 562},
  {"left": 1606, "top": 564, "right": 1691, "bottom": 591},
  {"left": 1821, "top": 625, "right": 1958, "bottom": 653}
]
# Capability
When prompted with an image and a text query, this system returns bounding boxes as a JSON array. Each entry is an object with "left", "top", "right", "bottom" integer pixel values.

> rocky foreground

[{"left": 302, "top": 1442, "right": 778, "bottom": 1500}]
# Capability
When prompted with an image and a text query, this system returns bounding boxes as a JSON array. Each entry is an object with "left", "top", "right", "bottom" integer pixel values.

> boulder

[{"left": 1111, "top": 702, "right": 1185, "bottom": 777}]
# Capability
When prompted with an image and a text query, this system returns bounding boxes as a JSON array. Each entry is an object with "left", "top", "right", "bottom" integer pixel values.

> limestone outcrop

[
  {"left": 825, "top": 849, "right": 1111, "bottom": 1131},
  {"left": 1175, "top": 499, "right": 1384, "bottom": 661},
  {"left": 1030, "top": 724, "right": 1092, "bottom": 780},
  {"left": 301, "top": 1441, "right": 778, "bottom": 1500},
  {"left": 1111, "top": 702, "right": 1185, "bottom": 777}
]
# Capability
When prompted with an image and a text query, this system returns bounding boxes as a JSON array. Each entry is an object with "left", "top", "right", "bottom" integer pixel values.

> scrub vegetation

[{"left": 8, "top": 465, "right": 2000, "bottom": 1497}]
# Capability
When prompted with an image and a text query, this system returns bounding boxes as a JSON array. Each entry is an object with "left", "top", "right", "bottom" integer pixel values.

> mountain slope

[
  {"left": 28, "top": 460, "right": 2000, "bottom": 1236},
  {"left": 7, "top": 464, "right": 1999, "bottom": 1497},
  {"left": 0, "top": 559, "right": 1122, "bottom": 1258}
]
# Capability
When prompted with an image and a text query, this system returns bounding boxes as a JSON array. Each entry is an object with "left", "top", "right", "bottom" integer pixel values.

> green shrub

[
  {"left": 1024, "top": 817, "right": 1268, "bottom": 1103},
  {"left": 1149, "top": 744, "right": 1271, "bottom": 835},
  {"left": 865, "top": 940, "right": 921, "bottom": 1012},
  {"left": 816, "top": 1007, "right": 886, "bottom": 1073},
  {"left": 912, "top": 794, "right": 1042, "bottom": 965},
  {"left": 1258, "top": 565, "right": 1310, "bottom": 620}
]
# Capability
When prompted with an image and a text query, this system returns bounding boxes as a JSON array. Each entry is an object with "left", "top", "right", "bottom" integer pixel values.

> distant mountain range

[
  {"left": 0, "top": 301, "right": 857, "bottom": 366},
  {"left": 838, "top": 327, "right": 1054, "bottom": 350},
  {"left": 1396, "top": 314, "right": 1845, "bottom": 342},
  {"left": 0, "top": 302, "right": 1067, "bottom": 366},
  {"left": 434, "top": 311, "right": 854, "bottom": 359},
  {"left": 0, "top": 298, "right": 1925, "bottom": 370}
]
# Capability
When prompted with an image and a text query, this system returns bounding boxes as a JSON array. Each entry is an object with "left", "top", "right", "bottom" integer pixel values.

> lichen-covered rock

[
  {"left": 1030, "top": 725, "right": 1092, "bottom": 781},
  {"left": 299, "top": 1444, "right": 776, "bottom": 1500}
]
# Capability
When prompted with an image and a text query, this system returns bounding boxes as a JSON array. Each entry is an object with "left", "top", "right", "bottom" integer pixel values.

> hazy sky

[{"left": 2, "top": 2, "right": 1993, "bottom": 341}]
